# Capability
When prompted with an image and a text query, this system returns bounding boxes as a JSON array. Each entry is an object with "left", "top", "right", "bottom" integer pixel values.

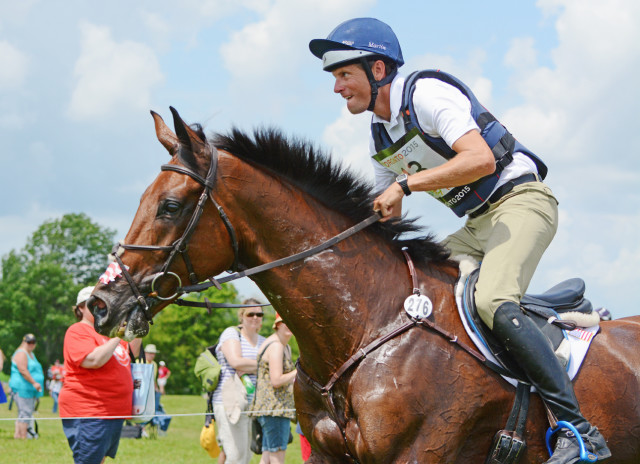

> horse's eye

[{"left": 158, "top": 200, "right": 181, "bottom": 217}]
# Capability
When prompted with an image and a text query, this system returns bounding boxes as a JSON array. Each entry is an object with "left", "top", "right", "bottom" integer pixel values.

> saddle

[{"left": 462, "top": 268, "right": 598, "bottom": 380}]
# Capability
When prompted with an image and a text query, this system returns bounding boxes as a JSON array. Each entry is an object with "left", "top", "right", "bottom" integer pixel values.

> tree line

[{"left": 0, "top": 213, "right": 291, "bottom": 395}]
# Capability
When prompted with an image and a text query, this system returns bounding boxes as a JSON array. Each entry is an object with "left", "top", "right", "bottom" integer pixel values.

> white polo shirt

[{"left": 368, "top": 74, "right": 536, "bottom": 197}]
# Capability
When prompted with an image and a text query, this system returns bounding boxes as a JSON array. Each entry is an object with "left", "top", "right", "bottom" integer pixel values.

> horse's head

[{"left": 88, "top": 108, "right": 236, "bottom": 340}]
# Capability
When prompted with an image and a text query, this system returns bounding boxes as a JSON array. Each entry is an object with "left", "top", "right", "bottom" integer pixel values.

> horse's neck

[
  {"left": 248, "top": 217, "right": 391, "bottom": 379},
  {"left": 218, "top": 156, "right": 458, "bottom": 382},
  {"left": 218, "top": 168, "right": 398, "bottom": 379}
]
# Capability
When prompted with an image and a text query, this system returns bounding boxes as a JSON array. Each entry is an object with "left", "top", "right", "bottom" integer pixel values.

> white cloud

[
  {"left": 220, "top": 0, "right": 375, "bottom": 79},
  {"left": 504, "top": 37, "right": 537, "bottom": 74},
  {"left": 322, "top": 107, "right": 373, "bottom": 181},
  {"left": 407, "top": 51, "right": 493, "bottom": 106},
  {"left": 0, "top": 112, "right": 29, "bottom": 130},
  {"left": 0, "top": 1, "right": 38, "bottom": 27},
  {"left": 534, "top": 209, "right": 640, "bottom": 314},
  {"left": 0, "top": 40, "right": 28, "bottom": 89},
  {"left": 138, "top": 1, "right": 242, "bottom": 49},
  {"left": 67, "top": 22, "right": 164, "bottom": 120},
  {"left": 504, "top": 0, "right": 640, "bottom": 165}
]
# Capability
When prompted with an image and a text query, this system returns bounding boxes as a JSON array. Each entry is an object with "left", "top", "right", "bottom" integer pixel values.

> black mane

[{"left": 211, "top": 127, "right": 450, "bottom": 263}]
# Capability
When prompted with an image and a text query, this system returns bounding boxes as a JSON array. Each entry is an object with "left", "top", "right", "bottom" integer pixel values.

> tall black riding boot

[{"left": 492, "top": 302, "right": 611, "bottom": 463}]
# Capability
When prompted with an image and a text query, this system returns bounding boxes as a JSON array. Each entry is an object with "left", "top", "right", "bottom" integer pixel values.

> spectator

[
  {"left": 59, "top": 286, "right": 142, "bottom": 463},
  {"left": 296, "top": 422, "right": 311, "bottom": 462},
  {"left": 212, "top": 299, "right": 266, "bottom": 464},
  {"left": 9, "top": 333, "right": 44, "bottom": 439},
  {"left": 143, "top": 344, "right": 171, "bottom": 435},
  {"left": 0, "top": 348, "right": 7, "bottom": 405},
  {"left": 143, "top": 344, "right": 159, "bottom": 391},
  {"left": 48, "top": 359, "right": 65, "bottom": 413},
  {"left": 250, "top": 314, "right": 297, "bottom": 464},
  {"left": 157, "top": 361, "right": 171, "bottom": 395}
]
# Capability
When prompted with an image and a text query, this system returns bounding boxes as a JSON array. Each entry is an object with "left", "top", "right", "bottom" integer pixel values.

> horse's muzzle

[{"left": 88, "top": 293, "right": 150, "bottom": 340}]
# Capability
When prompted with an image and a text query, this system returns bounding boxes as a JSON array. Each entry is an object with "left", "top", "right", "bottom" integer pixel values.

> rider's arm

[
  {"left": 407, "top": 130, "right": 495, "bottom": 191},
  {"left": 407, "top": 78, "right": 496, "bottom": 191},
  {"left": 373, "top": 131, "right": 494, "bottom": 218}
]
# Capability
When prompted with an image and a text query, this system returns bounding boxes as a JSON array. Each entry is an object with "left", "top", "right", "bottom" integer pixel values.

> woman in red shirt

[{"left": 59, "top": 286, "right": 141, "bottom": 464}]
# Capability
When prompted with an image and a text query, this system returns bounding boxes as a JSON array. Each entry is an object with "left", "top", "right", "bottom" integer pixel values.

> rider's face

[{"left": 332, "top": 63, "right": 371, "bottom": 114}]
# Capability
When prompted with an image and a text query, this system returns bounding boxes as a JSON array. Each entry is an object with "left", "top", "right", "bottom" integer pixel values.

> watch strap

[{"left": 397, "top": 177, "right": 411, "bottom": 196}]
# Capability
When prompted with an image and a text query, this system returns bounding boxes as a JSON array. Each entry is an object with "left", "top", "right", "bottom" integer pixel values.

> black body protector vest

[{"left": 371, "top": 70, "right": 547, "bottom": 217}]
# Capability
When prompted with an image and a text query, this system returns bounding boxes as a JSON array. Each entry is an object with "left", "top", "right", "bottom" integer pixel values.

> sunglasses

[
  {"left": 26, "top": 341, "right": 37, "bottom": 344},
  {"left": 245, "top": 312, "right": 264, "bottom": 318}
]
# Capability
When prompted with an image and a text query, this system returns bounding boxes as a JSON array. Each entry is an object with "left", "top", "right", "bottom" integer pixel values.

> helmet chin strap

[{"left": 360, "top": 57, "right": 397, "bottom": 111}]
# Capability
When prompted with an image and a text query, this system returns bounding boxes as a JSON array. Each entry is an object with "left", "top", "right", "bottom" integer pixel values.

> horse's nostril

[{"left": 87, "top": 295, "right": 108, "bottom": 320}]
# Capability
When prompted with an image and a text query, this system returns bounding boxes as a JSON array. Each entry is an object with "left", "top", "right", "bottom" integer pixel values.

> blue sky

[{"left": 1, "top": 0, "right": 639, "bottom": 318}]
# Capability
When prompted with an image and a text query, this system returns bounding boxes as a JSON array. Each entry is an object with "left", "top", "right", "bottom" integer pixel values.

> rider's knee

[{"left": 475, "top": 292, "right": 516, "bottom": 330}]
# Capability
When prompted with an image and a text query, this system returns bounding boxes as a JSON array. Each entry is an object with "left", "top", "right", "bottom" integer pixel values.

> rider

[{"left": 309, "top": 17, "right": 610, "bottom": 464}]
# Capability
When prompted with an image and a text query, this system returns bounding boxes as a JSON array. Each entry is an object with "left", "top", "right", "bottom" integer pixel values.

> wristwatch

[{"left": 396, "top": 173, "right": 411, "bottom": 196}]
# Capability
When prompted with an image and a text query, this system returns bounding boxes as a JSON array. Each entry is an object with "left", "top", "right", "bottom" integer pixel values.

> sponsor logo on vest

[{"left": 444, "top": 186, "right": 471, "bottom": 207}]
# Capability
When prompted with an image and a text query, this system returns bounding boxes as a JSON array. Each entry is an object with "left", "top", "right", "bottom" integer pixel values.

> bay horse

[{"left": 89, "top": 108, "right": 640, "bottom": 463}]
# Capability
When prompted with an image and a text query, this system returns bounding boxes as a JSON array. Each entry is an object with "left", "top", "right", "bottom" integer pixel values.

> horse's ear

[
  {"left": 169, "top": 106, "right": 208, "bottom": 173},
  {"left": 150, "top": 110, "right": 179, "bottom": 155}
]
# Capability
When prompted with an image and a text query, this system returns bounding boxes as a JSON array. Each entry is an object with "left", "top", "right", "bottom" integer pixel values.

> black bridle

[{"left": 110, "top": 144, "right": 380, "bottom": 321}]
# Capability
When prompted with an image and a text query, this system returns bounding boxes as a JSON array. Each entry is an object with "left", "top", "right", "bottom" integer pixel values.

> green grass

[{"left": 0, "top": 394, "right": 303, "bottom": 463}]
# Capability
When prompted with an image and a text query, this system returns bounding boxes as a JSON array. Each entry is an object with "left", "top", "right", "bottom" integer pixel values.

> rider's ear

[{"left": 372, "top": 60, "right": 387, "bottom": 80}]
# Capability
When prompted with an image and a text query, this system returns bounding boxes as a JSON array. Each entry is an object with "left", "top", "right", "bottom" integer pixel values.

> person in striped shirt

[{"left": 212, "top": 299, "right": 266, "bottom": 464}]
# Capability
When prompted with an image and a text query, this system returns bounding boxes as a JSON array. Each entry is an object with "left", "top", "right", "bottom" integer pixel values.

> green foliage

[
  {"left": 23, "top": 213, "right": 116, "bottom": 286},
  {"left": 0, "top": 213, "right": 116, "bottom": 371}
]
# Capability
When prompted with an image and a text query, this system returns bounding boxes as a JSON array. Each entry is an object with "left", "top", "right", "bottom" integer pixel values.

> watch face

[{"left": 396, "top": 174, "right": 407, "bottom": 182}]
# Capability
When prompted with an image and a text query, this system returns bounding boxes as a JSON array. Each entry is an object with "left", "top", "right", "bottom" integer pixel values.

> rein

[{"left": 111, "top": 145, "right": 381, "bottom": 321}]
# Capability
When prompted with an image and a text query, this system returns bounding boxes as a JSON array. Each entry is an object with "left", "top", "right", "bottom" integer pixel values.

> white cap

[
  {"left": 76, "top": 286, "right": 95, "bottom": 306},
  {"left": 144, "top": 344, "right": 158, "bottom": 354}
]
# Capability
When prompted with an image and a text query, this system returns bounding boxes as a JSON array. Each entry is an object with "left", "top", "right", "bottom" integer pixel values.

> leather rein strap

[{"left": 177, "top": 211, "right": 382, "bottom": 295}]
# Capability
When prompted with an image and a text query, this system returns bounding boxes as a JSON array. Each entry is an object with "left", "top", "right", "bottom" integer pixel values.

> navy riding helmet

[{"left": 309, "top": 18, "right": 404, "bottom": 110}]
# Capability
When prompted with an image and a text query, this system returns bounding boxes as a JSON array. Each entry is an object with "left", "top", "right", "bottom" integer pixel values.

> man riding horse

[{"left": 309, "top": 17, "right": 610, "bottom": 463}]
